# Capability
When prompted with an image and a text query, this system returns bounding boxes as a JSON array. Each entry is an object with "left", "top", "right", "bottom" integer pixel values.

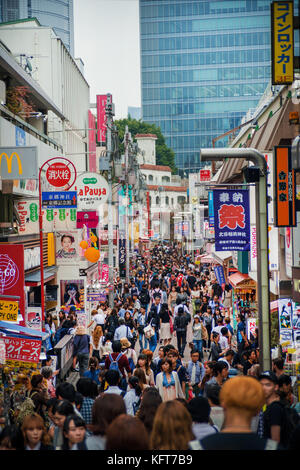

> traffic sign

[{"left": 42, "top": 191, "right": 77, "bottom": 208}]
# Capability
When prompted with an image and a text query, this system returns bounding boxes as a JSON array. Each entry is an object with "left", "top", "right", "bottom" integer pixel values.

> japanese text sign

[
  {"left": 274, "top": 146, "right": 296, "bottom": 227},
  {"left": 213, "top": 189, "right": 250, "bottom": 251},
  {"left": 42, "top": 191, "right": 77, "bottom": 209},
  {"left": 96, "top": 94, "right": 107, "bottom": 143},
  {"left": 271, "top": 1, "right": 294, "bottom": 85},
  {"left": 214, "top": 265, "right": 226, "bottom": 288},
  {"left": 100, "top": 264, "right": 109, "bottom": 283},
  {"left": 200, "top": 169, "right": 211, "bottom": 182},
  {"left": 208, "top": 191, "right": 214, "bottom": 227},
  {"left": 2, "top": 336, "right": 41, "bottom": 364},
  {"left": 76, "top": 211, "right": 99, "bottom": 229},
  {"left": 0, "top": 300, "right": 18, "bottom": 322},
  {"left": 0, "top": 244, "right": 25, "bottom": 323}
]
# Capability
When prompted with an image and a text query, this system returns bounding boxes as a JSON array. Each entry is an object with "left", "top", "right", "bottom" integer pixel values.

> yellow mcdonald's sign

[{"left": 0, "top": 152, "right": 23, "bottom": 175}]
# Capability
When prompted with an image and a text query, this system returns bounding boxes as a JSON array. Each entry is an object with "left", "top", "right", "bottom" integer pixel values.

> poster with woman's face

[
  {"left": 56, "top": 230, "right": 79, "bottom": 265},
  {"left": 60, "top": 280, "right": 84, "bottom": 310}
]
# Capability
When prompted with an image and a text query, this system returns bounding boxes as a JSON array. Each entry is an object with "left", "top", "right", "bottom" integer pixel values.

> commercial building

[
  {"left": 0, "top": 0, "right": 74, "bottom": 55},
  {"left": 139, "top": 0, "right": 274, "bottom": 174}
]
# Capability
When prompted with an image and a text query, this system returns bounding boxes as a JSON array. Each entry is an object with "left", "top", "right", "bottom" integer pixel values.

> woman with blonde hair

[
  {"left": 150, "top": 400, "right": 193, "bottom": 450},
  {"left": 90, "top": 325, "right": 103, "bottom": 361},
  {"left": 21, "top": 413, "right": 53, "bottom": 450}
]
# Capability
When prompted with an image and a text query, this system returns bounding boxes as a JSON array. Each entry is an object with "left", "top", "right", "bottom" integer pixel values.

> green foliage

[{"left": 115, "top": 117, "right": 177, "bottom": 174}]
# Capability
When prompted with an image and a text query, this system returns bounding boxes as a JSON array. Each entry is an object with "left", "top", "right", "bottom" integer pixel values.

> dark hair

[
  {"left": 220, "top": 327, "right": 228, "bottom": 336},
  {"left": 88, "top": 394, "right": 126, "bottom": 436},
  {"left": 205, "top": 384, "right": 221, "bottom": 406},
  {"left": 212, "top": 332, "right": 219, "bottom": 339},
  {"left": 46, "top": 397, "right": 59, "bottom": 411},
  {"left": 188, "top": 397, "right": 211, "bottom": 423},
  {"left": 88, "top": 357, "right": 99, "bottom": 371},
  {"left": 191, "top": 350, "right": 200, "bottom": 357},
  {"left": 106, "top": 414, "right": 149, "bottom": 450},
  {"left": 128, "top": 376, "right": 142, "bottom": 397},
  {"left": 278, "top": 374, "right": 292, "bottom": 387},
  {"left": 112, "top": 340, "right": 122, "bottom": 353},
  {"left": 163, "top": 344, "right": 175, "bottom": 355},
  {"left": 160, "top": 357, "right": 173, "bottom": 372},
  {"left": 212, "top": 361, "right": 228, "bottom": 376},
  {"left": 53, "top": 400, "right": 74, "bottom": 417},
  {"left": 178, "top": 307, "right": 184, "bottom": 314},
  {"left": 56, "top": 382, "right": 76, "bottom": 402},
  {"left": 30, "top": 374, "right": 43, "bottom": 389},
  {"left": 61, "top": 234, "right": 75, "bottom": 244},
  {"left": 273, "top": 357, "right": 284, "bottom": 370},
  {"left": 224, "top": 349, "right": 235, "bottom": 358},
  {"left": 137, "top": 387, "right": 162, "bottom": 434},
  {"left": 76, "top": 378, "right": 98, "bottom": 399},
  {"left": 62, "top": 414, "right": 86, "bottom": 450},
  {"left": 74, "top": 392, "right": 83, "bottom": 410},
  {"left": 105, "top": 369, "right": 120, "bottom": 386},
  {"left": 0, "top": 425, "right": 24, "bottom": 450}
]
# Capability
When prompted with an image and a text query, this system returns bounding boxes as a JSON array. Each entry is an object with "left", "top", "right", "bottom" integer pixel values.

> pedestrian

[
  {"left": 113, "top": 317, "right": 133, "bottom": 342},
  {"left": 120, "top": 337, "right": 137, "bottom": 373},
  {"left": 85, "top": 394, "right": 126, "bottom": 450},
  {"left": 106, "top": 414, "right": 149, "bottom": 450},
  {"left": 104, "top": 341, "right": 132, "bottom": 391},
  {"left": 89, "top": 325, "right": 103, "bottom": 362},
  {"left": 155, "top": 358, "right": 184, "bottom": 401},
  {"left": 189, "top": 376, "right": 282, "bottom": 450},
  {"left": 150, "top": 400, "right": 193, "bottom": 450},
  {"left": 136, "top": 306, "right": 147, "bottom": 351},
  {"left": 72, "top": 326, "right": 90, "bottom": 376},
  {"left": 51, "top": 400, "right": 74, "bottom": 450},
  {"left": 135, "top": 353, "right": 155, "bottom": 387},
  {"left": 21, "top": 413, "right": 53, "bottom": 451},
  {"left": 76, "top": 378, "right": 97, "bottom": 425},
  {"left": 209, "top": 332, "right": 222, "bottom": 361},
  {"left": 0, "top": 425, "right": 24, "bottom": 450},
  {"left": 62, "top": 414, "right": 87, "bottom": 450},
  {"left": 192, "top": 315, "right": 203, "bottom": 356},
  {"left": 159, "top": 303, "right": 172, "bottom": 346},
  {"left": 205, "top": 383, "right": 224, "bottom": 431},
  {"left": 136, "top": 387, "right": 162, "bottom": 435},
  {"left": 187, "top": 396, "right": 219, "bottom": 441},
  {"left": 123, "top": 376, "right": 142, "bottom": 416},
  {"left": 83, "top": 357, "right": 101, "bottom": 386},
  {"left": 174, "top": 306, "right": 190, "bottom": 358},
  {"left": 187, "top": 350, "right": 206, "bottom": 398}
]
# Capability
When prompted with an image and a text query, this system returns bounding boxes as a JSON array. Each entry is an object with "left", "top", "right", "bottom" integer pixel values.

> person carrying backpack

[
  {"left": 104, "top": 340, "right": 132, "bottom": 391},
  {"left": 173, "top": 306, "right": 191, "bottom": 358}
]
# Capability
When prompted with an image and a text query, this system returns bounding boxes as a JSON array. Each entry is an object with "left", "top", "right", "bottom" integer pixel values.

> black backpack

[{"left": 278, "top": 401, "right": 300, "bottom": 447}]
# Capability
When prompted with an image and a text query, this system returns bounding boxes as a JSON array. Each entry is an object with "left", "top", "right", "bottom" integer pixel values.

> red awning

[{"left": 228, "top": 272, "right": 250, "bottom": 288}]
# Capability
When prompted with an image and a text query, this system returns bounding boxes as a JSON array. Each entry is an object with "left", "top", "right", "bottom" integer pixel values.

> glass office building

[
  {"left": 0, "top": 0, "right": 74, "bottom": 55},
  {"left": 139, "top": 0, "right": 274, "bottom": 173}
]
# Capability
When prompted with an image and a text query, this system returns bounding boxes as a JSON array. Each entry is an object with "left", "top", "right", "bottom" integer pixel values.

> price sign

[{"left": 0, "top": 300, "right": 18, "bottom": 322}]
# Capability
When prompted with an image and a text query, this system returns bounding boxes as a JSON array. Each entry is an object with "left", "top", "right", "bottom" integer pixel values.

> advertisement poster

[
  {"left": 56, "top": 231, "right": 79, "bottom": 265},
  {"left": 2, "top": 336, "right": 41, "bottom": 364},
  {"left": 76, "top": 312, "right": 88, "bottom": 329},
  {"left": 25, "top": 307, "right": 42, "bottom": 332},
  {"left": 0, "top": 244, "right": 25, "bottom": 323},
  {"left": 247, "top": 318, "right": 257, "bottom": 341},
  {"left": 292, "top": 302, "right": 300, "bottom": 330},
  {"left": 278, "top": 298, "right": 293, "bottom": 331},
  {"left": 60, "top": 280, "right": 84, "bottom": 310},
  {"left": 15, "top": 199, "right": 39, "bottom": 235},
  {"left": 213, "top": 189, "right": 250, "bottom": 251}
]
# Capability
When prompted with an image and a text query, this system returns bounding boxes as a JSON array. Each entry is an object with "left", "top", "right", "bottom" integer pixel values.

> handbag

[
  {"left": 144, "top": 321, "right": 155, "bottom": 339},
  {"left": 168, "top": 311, "right": 174, "bottom": 334}
]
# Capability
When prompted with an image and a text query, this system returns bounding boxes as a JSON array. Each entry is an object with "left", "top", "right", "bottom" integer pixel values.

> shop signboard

[
  {"left": 76, "top": 211, "right": 99, "bottom": 229},
  {"left": 2, "top": 335, "right": 41, "bottom": 364},
  {"left": 213, "top": 189, "right": 250, "bottom": 251},
  {"left": 0, "top": 244, "right": 25, "bottom": 322},
  {"left": 74, "top": 172, "right": 108, "bottom": 210},
  {"left": 271, "top": 1, "right": 294, "bottom": 85},
  {"left": 0, "top": 338, "right": 6, "bottom": 364},
  {"left": 0, "top": 146, "right": 37, "bottom": 179},
  {"left": 278, "top": 299, "right": 293, "bottom": 347},
  {"left": 15, "top": 200, "right": 39, "bottom": 235},
  {"left": 96, "top": 94, "right": 108, "bottom": 143},
  {"left": 25, "top": 307, "right": 42, "bottom": 332},
  {"left": 119, "top": 238, "right": 126, "bottom": 278},
  {"left": 0, "top": 300, "right": 18, "bottom": 322},
  {"left": 274, "top": 146, "right": 296, "bottom": 227}
]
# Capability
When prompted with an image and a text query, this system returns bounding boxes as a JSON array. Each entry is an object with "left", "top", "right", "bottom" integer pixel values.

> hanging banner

[
  {"left": 76, "top": 211, "right": 99, "bottom": 229},
  {"left": 119, "top": 238, "right": 126, "bottom": 278},
  {"left": 271, "top": 1, "right": 294, "bottom": 85},
  {"left": 101, "top": 264, "right": 109, "bottom": 284},
  {"left": 208, "top": 191, "right": 214, "bottom": 227},
  {"left": 55, "top": 230, "right": 79, "bottom": 265},
  {"left": 2, "top": 336, "right": 41, "bottom": 364},
  {"left": 96, "top": 94, "right": 108, "bottom": 143},
  {"left": 274, "top": 146, "right": 296, "bottom": 227},
  {"left": 0, "top": 244, "right": 25, "bottom": 323},
  {"left": 213, "top": 189, "right": 250, "bottom": 251},
  {"left": 247, "top": 318, "right": 257, "bottom": 340},
  {"left": 278, "top": 298, "right": 293, "bottom": 336},
  {"left": 214, "top": 265, "right": 226, "bottom": 289}
]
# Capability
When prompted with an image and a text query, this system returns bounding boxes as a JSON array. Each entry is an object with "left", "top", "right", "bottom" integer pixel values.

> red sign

[
  {"left": 98, "top": 229, "right": 117, "bottom": 246},
  {"left": 200, "top": 169, "right": 211, "bottom": 182},
  {"left": 77, "top": 211, "right": 99, "bottom": 229},
  {"left": 101, "top": 264, "right": 109, "bottom": 283},
  {"left": 0, "top": 244, "right": 25, "bottom": 324},
  {"left": 88, "top": 110, "right": 97, "bottom": 172},
  {"left": 46, "top": 162, "right": 71, "bottom": 187},
  {"left": 3, "top": 336, "right": 41, "bottom": 363},
  {"left": 96, "top": 94, "right": 108, "bottom": 143}
]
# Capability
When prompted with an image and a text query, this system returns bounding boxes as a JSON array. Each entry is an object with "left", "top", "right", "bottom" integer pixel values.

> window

[
  {"left": 156, "top": 196, "right": 160, "bottom": 205},
  {"left": 148, "top": 175, "right": 153, "bottom": 182}
]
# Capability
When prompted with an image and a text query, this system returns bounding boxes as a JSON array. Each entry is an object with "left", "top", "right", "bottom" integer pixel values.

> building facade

[
  {"left": 0, "top": 0, "right": 74, "bottom": 55},
  {"left": 139, "top": 0, "right": 274, "bottom": 174}
]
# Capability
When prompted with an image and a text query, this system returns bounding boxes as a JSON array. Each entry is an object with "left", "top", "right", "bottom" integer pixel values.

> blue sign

[
  {"left": 42, "top": 191, "right": 77, "bottom": 208},
  {"left": 214, "top": 265, "right": 226, "bottom": 288},
  {"left": 16, "top": 127, "right": 26, "bottom": 146},
  {"left": 208, "top": 191, "right": 214, "bottom": 227},
  {"left": 213, "top": 189, "right": 250, "bottom": 251}
]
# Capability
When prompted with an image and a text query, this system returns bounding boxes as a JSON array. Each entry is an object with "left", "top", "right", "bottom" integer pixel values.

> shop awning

[
  {"left": 0, "top": 321, "right": 49, "bottom": 339},
  {"left": 228, "top": 272, "right": 251, "bottom": 288},
  {"left": 199, "top": 254, "right": 215, "bottom": 264},
  {"left": 25, "top": 267, "right": 58, "bottom": 287},
  {"left": 210, "top": 245, "right": 232, "bottom": 265}
]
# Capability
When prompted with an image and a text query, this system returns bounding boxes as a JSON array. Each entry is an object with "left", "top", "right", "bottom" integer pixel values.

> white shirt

[
  {"left": 211, "top": 325, "right": 223, "bottom": 336},
  {"left": 104, "top": 386, "right": 123, "bottom": 395},
  {"left": 219, "top": 335, "right": 229, "bottom": 351},
  {"left": 94, "top": 311, "right": 106, "bottom": 325},
  {"left": 174, "top": 304, "right": 190, "bottom": 318}
]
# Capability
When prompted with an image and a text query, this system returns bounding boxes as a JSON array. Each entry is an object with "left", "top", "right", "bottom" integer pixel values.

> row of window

[
  {"left": 142, "top": 47, "right": 270, "bottom": 69},
  {"left": 168, "top": 133, "right": 245, "bottom": 152},
  {"left": 142, "top": 65, "right": 270, "bottom": 85},
  {"left": 158, "top": 116, "right": 243, "bottom": 134},
  {"left": 145, "top": 174, "right": 171, "bottom": 183},
  {"left": 140, "top": 1, "right": 271, "bottom": 19},
  {"left": 149, "top": 195, "right": 186, "bottom": 206},
  {"left": 144, "top": 98, "right": 259, "bottom": 118},
  {"left": 142, "top": 82, "right": 268, "bottom": 102}
]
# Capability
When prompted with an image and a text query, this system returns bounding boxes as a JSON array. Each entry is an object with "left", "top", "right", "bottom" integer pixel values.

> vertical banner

[
  {"left": 213, "top": 265, "right": 226, "bottom": 289},
  {"left": 278, "top": 298, "right": 293, "bottom": 346},
  {"left": 213, "top": 189, "right": 250, "bottom": 251},
  {"left": 88, "top": 110, "right": 97, "bottom": 172},
  {"left": 119, "top": 238, "right": 126, "bottom": 278},
  {"left": 208, "top": 191, "right": 214, "bottom": 227},
  {"left": 96, "top": 94, "right": 108, "bottom": 143},
  {"left": 0, "top": 244, "right": 25, "bottom": 324},
  {"left": 274, "top": 146, "right": 296, "bottom": 227},
  {"left": 271, "top": 1, "right": 294, "bottom": 85}
]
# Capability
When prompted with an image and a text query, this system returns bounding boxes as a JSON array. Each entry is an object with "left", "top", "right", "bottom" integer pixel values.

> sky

[{"left": 73, "top": 0, "right": 141, "bottom": 119}]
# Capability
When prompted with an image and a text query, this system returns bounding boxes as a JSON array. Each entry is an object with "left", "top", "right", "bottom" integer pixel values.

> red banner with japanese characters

[
  {"left": 2, "top": 336, "right": 41, "bottom": 364},
  {"left": 0, "top": 244, "right": 25, "bottom": 325},
  {"left": 213, "top": 189, "right": 250, "bottom": 251}
]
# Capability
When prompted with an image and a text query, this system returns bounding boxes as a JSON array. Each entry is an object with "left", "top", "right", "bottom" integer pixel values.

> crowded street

[{"left": 0, "top": 0, "right": 300, "bottom": 455}]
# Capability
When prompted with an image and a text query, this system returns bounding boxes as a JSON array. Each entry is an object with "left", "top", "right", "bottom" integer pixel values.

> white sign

[
  {"left": 0, "top": 339, "right": 6, "bottom": 364},
  {"left": 24, "top": 247, "right": 40, "bottom": 271},
  {"left": 285, "top": 227, "right": 293, "bottom": 278},
  {"left": 75, "top": 172, "right": 109, "bottom": 210},
  {"left": 25, "top": 307, "right": 42, "bottom": 331},
  {"left": 247, "top": 318, "right": 257, "bottom": 340},
  {"left": 15, "top": 200, "right": 39, "bottom": 235}
]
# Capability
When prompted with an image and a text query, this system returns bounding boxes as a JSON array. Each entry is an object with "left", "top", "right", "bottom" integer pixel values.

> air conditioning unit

[{"left": 0, "top": 80, "right": 6, "bottom": 105}]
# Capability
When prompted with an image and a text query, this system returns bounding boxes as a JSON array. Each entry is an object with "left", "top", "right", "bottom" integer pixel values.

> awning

[
  {"left": 0, "top": 321, "right": 48, "bottom": 339},
  {"left": 25, "top": 267, "right": 58, "bottom": 287},
  {"left": 210, "top": 244, "right": 232, "bottom": 264},
  {"left": 228, "top": 272, "right": 251, "bottom": 288},
  {"left": 199, "top": 254, "right": 215, "bottom": 264}
]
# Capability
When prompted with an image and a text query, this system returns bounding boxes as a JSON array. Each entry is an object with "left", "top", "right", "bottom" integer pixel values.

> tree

[
  {"left": 6, "top": 86, "right": 36, "bottom": 118},
  {"left": 114, "top": 117, "right": 177, "bottom": 174}
]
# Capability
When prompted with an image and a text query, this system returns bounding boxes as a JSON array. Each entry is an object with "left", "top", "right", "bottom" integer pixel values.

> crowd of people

[{"left": 1, "top": 243, "right": 300, "bottom": 451}]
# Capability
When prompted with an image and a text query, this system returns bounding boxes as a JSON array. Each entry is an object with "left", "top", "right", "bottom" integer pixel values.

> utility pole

[
  {"left": 105, "top": 94, "right": 115, "bottom": 308},
  {"left": 124, "top": 125, "right": 130, "bottom": 283}
]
